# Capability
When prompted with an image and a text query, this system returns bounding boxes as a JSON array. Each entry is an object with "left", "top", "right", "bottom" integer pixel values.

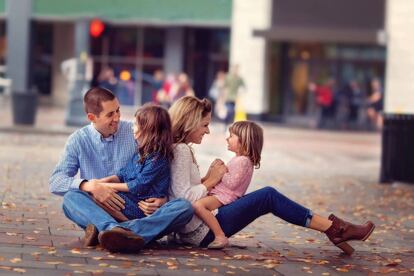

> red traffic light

[{"left": 90, "top": 19, "right": 105, "bottom": 38}]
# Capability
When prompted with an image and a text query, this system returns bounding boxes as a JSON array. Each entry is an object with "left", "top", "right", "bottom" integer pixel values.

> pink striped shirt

[{"left": 209, "top": 156, "right": 254, "bottom": 205}]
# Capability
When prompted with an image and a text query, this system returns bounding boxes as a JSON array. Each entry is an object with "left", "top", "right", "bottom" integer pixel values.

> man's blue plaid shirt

[{"left": 49, "top": 121, "right": 137, "bottom": 195}]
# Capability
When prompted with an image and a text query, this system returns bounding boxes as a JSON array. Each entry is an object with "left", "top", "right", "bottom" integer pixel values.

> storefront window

[
  {"left": 109, "top": 27, "right": 138, "bottom": 58},
  {"left": 143, "top": 28, "right": 165, "bottom": 58},
  {"left": 282, "top": 42, "right": 386, "bottom": 118},
  {"left": 185, "top": 28, "right": 229, "bottom": 98},
  {"left": 30, "top": 22, "right": 53, "bottom": 95},
  {"left": 0, "top": 21, "right": 6, "bottom": 65},
  {"left": 211, "top": 30, "right": 229, "bottom": 55},
  {"left": 90, "top": 26, "right": 165, "bottom": 106}
]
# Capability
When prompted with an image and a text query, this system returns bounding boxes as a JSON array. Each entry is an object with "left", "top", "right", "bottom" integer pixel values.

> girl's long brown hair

[{"left": 135, "top": 104, "right": 174, "bottom": 162}]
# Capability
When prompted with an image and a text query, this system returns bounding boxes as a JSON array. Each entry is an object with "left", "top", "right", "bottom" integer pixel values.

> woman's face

[{"left": 186, "top": 112, "right": 211, "bottom": 144}]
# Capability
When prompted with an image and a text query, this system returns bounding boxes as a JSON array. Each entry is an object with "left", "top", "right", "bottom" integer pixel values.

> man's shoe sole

[{"left": 99, "top": 230, "right": 145, "bottom": 253}]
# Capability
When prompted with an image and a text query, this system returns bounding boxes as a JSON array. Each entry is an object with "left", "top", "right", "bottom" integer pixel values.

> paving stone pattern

[{"left": 0, "top": 117, "right": 413, "bottom": 275}]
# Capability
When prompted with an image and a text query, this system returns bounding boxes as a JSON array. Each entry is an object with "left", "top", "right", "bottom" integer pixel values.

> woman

[{"left": 141, "top": 96, "right": 375, "bottom": 255}]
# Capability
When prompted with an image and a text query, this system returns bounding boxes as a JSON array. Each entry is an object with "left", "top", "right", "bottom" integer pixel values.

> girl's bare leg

[{"left": 193, "top": 196, "right": 225, "bottom": 238}]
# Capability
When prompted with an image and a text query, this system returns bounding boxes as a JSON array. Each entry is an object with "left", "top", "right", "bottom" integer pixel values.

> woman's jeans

[
  {"left": 200, "top": 186, "right": 312, "bottom": 247},
  {"left": 62, "top": 190, "right": 193, "bottom": 244}
]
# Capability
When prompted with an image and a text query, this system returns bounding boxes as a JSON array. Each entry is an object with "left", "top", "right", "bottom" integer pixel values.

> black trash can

[
  {"left": 12, "top": 92, "right": 38, "bottom": 125},
  {"left": 380, "top": 113, "right": 414, "bottom": 184}
]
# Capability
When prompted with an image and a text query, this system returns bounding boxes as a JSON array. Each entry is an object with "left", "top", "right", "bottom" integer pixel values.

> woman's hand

[
  {"left": 138, "top": 197, "right": 167, "bottom": 216},
  {"left": 210, "top": 163, "right": 228, "bottom": 181},
  {"left": 202, "top": 159, "right": 225, "bottom": 181},
  {"left": 202, "top": 163, "right": 228, "bottom": 190}
]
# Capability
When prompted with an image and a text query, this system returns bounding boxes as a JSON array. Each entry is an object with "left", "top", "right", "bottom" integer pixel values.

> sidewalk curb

[{"left": 0, "top": 125, "right": 77, "bottom": 136}]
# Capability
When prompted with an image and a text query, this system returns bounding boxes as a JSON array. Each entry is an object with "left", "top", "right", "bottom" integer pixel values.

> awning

[
  {"left": 31, "top": 0, "right": 232, "bottom": 27},
  {"left": 0, "top": 0, "right": 5, "bottom": 19},
  {"left": 253, "top": 26, "right": 386, "bottom": 45}
]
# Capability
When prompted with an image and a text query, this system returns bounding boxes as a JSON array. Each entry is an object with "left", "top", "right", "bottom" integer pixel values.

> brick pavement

[{"left": 0, "top": 102, "right": 413, "bottom": 275}]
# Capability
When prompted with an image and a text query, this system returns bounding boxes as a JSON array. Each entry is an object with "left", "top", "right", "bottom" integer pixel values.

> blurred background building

[
  {"left": 1, "top": 0, "right": 413, "bottom": 182},
  {"left": 1, "top": 0, "right": 231, "bottom": 108},
  {"left": 0, "top": 0, "right": 404, "bottom": 129}
]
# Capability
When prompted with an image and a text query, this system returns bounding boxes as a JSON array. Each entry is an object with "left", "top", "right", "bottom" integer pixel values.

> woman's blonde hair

[
  {"left": 229, "top": 121, "right": 263, "bottom": 169},
  {"left": 169, "top": 96, "right": 212, "bottom": 144}
]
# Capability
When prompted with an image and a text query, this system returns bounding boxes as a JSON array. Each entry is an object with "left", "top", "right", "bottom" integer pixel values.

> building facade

[
  {"left": 4, "top": 0, "right": 413, "bottom": 130},
  {"left": 2, "top": 0, "right": 231, "bottom": 107},
  {"left": 234, "top": 0, "right": 386, "bottom": 127}
]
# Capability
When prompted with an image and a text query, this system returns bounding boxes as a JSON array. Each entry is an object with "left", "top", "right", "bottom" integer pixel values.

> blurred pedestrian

[
  {"left": 310, "top": 79, "right": 335, "bottom": 129},
  {"left": 366, "top": 78, "right": 383, "bottom": 130},
  {"left": 156, "top": 73, "right": 176, "bottom": 109},
  {"left": 170, "top": 72, "right": 194, "bottom": 103},
  {"left": 336, "top": 81, "right": 354, "bottom": 129},
  {"left": 224, "top": 65, "right": 245, "bottom": 126},
  {"left": 348, "top": 80, "right": 364, "bottom": 128},
  {"left": 97, "top": 66, "right": 118, "bottom": 94},
  {"left": 140, "top": 69, "right": 164, "bottom": 104},
  {"left": 208, "top": 70, "right": 227, "bottom": 120}
]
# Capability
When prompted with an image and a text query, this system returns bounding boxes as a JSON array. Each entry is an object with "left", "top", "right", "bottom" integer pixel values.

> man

[{"left": 49, "top": 87, "right": 193, "bottom": 253}]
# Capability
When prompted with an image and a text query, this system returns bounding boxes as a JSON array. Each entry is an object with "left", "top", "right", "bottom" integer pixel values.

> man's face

[{"left": 88, "top": 99, "right": 121, "bottom": 137}]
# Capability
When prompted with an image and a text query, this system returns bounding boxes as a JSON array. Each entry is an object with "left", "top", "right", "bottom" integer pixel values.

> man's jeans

[
  {"left": 62, "top": 190, "right": 193, "bottom": 244},
  {"left": 200, "top": 186, "right": 312, "bottom": 246}
]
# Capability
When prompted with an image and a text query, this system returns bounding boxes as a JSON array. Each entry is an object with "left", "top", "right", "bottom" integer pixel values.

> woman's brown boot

[{"left": 324, "top": 214, "right": 375, "bottom": 255}]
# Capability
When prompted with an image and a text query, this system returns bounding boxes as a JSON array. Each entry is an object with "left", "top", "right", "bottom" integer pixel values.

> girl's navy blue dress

[{"left": 116, "top": 152, "right": 170, "bottom": 219}]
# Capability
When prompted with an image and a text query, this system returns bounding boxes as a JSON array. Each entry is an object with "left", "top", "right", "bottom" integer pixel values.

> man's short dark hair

[{"left": 84, "top": 87, "right": 116, "bottom": 116}]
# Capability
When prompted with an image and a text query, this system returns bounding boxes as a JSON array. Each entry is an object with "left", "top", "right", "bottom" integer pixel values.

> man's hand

[
  {"left": 138, "top": 197, "right": 167, "bottom": 216},
  {"left": 80, "top": 180, "right": 125, "bottom": 211}
]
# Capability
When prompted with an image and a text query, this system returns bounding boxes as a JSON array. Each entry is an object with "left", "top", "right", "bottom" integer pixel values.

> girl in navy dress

[{"left": 96, "top": 103, "right": 174, "bottom": 221}]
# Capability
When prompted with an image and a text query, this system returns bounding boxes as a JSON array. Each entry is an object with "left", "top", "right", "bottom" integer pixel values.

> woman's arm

[
  {"left": 200, "top": 158, "right": 228, "bottom": 191},
  {"left": 170, "top": 144, "right": 210, "bottom": 202},
  {"left": 201, "top": 159, "right": 225, "bottom": 182},
  {"left": 202, "top": 168, "right": 226, "bottom": 191}
]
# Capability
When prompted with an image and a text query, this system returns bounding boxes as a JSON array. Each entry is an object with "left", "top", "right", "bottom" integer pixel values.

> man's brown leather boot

[
  {"left": 98, "top": 227, "right": 145, "bottom": 253},
  {"left": 83, "top": 224, "right": 99, "bottom": 247}
]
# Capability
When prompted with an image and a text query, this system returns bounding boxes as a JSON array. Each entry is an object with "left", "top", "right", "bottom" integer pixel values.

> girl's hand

[
  {"left": 204, "top": 159, "right": 225, "bottom": 180},
  {"left": 202, "top": 163, "right": 228, "bottom": 190},
  {"left": 138, "top": 197, "right": 167, "bottom": 216},
  {"left": 212, "top": 163, "right": 228, "bottom": 180},
  {"left": 210, "top": 158, "right": 225, "bottom": 167}
]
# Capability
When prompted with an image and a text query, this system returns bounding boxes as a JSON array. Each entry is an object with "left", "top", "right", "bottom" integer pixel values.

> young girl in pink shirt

[{"left": 193, "top": 121, "right": 263, "bottom": 249}]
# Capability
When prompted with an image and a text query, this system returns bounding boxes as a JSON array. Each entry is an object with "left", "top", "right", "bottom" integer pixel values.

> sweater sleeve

[
  {"left": 126, "top": 155, "right": 169, "bottom": 196},
  {"left": 170, "top": 144, "right": 207, "bottom": 203}
]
